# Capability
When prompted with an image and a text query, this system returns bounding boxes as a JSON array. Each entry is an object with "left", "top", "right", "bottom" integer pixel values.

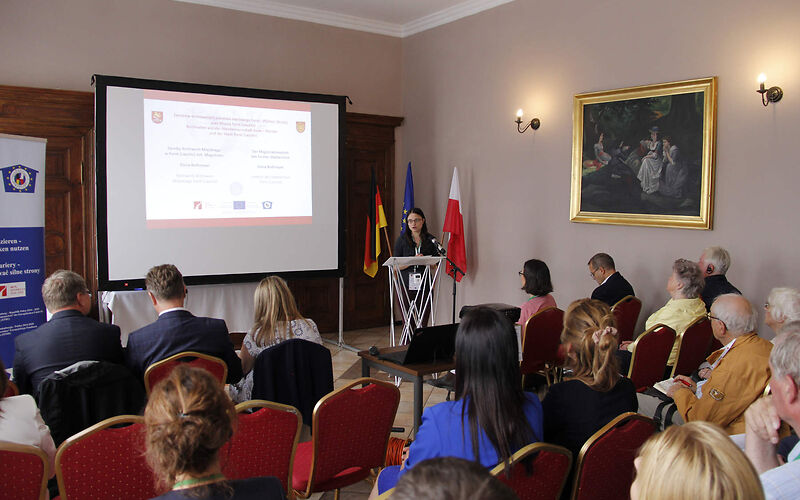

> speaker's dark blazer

[
  {"left": 124, "top": 309, "right": 243, "bottom": 383},
  {"left": 591, "top": 272, "right": 635, "bottom": 307},
  {"left": 12, "top": 309, "right": 124, "bottom": 396}
]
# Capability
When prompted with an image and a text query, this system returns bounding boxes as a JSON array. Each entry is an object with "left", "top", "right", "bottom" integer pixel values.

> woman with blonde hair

[
  {"left": 631, "top": 421, "right": 764, "bottom": 500},
  {"left": 145, "top": 365, "right": 283, "bottom": 499},
  {"left": 228, "top": 276, "right": 322, "bottom": 403},
  {"left": 542, "top": 298, "right": 637, "bottom": 459}
]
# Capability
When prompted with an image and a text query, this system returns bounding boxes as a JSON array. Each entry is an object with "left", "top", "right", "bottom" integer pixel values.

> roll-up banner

[{"left": 0, "top": 133, "right": 47, "bottom": 368}]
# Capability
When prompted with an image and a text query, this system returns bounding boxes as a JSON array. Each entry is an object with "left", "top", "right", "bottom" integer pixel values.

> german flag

[{"left": 363, "top": 169, "right": 388, "bottom": 277}]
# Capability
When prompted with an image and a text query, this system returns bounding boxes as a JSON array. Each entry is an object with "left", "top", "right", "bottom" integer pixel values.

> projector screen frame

[{"left": 93, "top": 74, "right": 347, "bottom": 291}]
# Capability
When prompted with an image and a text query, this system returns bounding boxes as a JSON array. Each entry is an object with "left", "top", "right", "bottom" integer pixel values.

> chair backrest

[
  {"left": 627, "top": 324, "right": 676, "bottom": 391},
  {"left": 490, "top": 442, "right": 573, "bottom": 500},
  {"left": 56, "top": 415, "right": 158, "bottom": 500},
  {"left": 670, "top": 316, "right": 714, "bottom": 378},
  {"left": 144, "top": 351, "right": 227, "bottom": 394},
  {"left": 520, "top": 307, "right": 565, "bottom": 376},
  {"left": 37, "top": 361, "right": 147, "bottom": 447},
  {"left": 571, "top": 412, "right": 656, "bottom": 500},
  {"left": 221, "top": 400, "right": 302, "bottom": 494},
  {"left": 252, "top": 338, "right": 334, "bottom": 427},
  {"left": 611, "top": 296, "right": 642, "bottom": 343},
  {"left": 299, "top": 377, "right": 400, "bottom": 497},
  {"left": 4, "top": 379, "right": 19, "bottom": 397},
  {"left": 0, "top": 442, "right": 50, "bottom": 500}
]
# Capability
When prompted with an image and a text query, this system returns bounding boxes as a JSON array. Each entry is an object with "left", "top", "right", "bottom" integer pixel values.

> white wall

[{"left": 400, "top": 0, "right": 800, "bottom": 336}]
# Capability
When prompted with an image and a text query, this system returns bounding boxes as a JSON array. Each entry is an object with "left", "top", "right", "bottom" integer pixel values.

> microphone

[{"left": 430, "top": 235, "right": 447, "bottom": 256}]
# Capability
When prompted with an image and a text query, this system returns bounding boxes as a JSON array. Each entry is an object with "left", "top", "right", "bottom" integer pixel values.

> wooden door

[
  {"left": 0, "top": 86, "right": 96, "bottom": 298},
  {"left": 341, "top": 113, "right": 403, "bottom": 330}
]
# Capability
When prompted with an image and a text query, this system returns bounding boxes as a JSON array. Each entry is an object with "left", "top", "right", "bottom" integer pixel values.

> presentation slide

[
  {"left": 95, "top": 76, "right": 344, "bottom": 288},
  {"left": 142, "top": 91, "right": 312, "bottom": 228}
]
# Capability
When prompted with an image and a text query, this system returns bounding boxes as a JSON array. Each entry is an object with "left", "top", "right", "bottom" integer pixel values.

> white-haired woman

[
  {"left": 618, "top": 259, "right": 706, "bottom": 374},
  {"left": 764, "top": 287, "right": 800, "bottom": 336}
]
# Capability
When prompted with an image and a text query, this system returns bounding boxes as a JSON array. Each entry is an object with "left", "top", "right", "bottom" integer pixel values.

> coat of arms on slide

[
  {"left": 151, "top": 111, "right": 163, "bottom": 124},
  {"left": 2, "top": 164, "right": 39, "bottom": 193},
  {"left": 296, "top": 121, "right": 306, "bottom": 133}
]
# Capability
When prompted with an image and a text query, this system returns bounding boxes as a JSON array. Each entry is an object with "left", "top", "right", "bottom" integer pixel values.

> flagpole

[{"left": 383, "top": 227, "right": 393, "bottom": 257}]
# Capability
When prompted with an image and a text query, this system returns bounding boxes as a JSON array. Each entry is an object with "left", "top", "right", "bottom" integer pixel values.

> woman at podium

[{"left": 393, "top": 208, "right": 440, "bottom": 327}]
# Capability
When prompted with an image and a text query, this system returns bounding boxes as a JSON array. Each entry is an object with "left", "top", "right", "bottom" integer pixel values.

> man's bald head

[{"left": 710, "top": 294, "right": 758, "bottom": 337}]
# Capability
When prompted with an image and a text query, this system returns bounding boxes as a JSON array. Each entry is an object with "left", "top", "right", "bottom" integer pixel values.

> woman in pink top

[{"left": 517, "top": 259, "right": 557, "bottom": 326}]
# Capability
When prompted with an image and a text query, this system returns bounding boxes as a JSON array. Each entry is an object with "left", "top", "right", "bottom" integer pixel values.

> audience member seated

[
  {"left": 618, "top": 258, "right": 706, "bottom": 373},
  {"left": 698, "top": 246, "right": 741, "bottom": 311},
  {"left": 144, "top": 365, "right": 284, "bottom": 499},
  {"left": 391, "top": 457, "right": 517, "bottom": 500},
  {"left": 13, "top": 269, "right": 123, "bottom": 397},
  {"left": 764, "top": 287, "right": 800, "bottom": 337},
  {"left": 517, "top": 259, "right": 556, "bottom": 326},
  {"left": 543, "top": 299, "right": 637, "bottom": 459},
  {"left": 744, "top": 330, "right": 800, "bottom": 500},
  {"left": 125, "top": 264, "right": 242, "bottom": 384},
  {"left": 631, "top": 421, "right": 765, "bottom": 500},
  {"left": 371, "top": 307, "right": 543, "bottom": 497},
  {"left": 587, "top": 252, "right": 635, "bottom": 307},
  {"left": 638, "top": 294, "right": 773, "bottom": 433},
  {"left": 0, "top": 358, "right": 56, "bottom": 477},
  {"left": 227, "top": 276, "right": 322, "bottom": 403}
]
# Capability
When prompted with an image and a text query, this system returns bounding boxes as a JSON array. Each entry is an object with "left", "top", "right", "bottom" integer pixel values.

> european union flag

[
  {"left": 400, "top": 162, "right": 414, "bottom": 234},
  {"left": 2, "top": 164, "right": 38, "bottom": 194}
]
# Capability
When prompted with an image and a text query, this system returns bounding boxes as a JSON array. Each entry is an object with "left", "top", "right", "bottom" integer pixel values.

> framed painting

[{"left": 570, "top": 77, "right": 717, "bottom": 229}]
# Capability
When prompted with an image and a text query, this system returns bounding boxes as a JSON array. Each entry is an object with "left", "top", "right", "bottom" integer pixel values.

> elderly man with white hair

[
  {"left": 698, "top": 246, "right": 741, "bottom": 311},
  {"left": 744, "top": 330, "right": 800, "bottom": 499},
  {"left": 765, "top": 287, "right": 800, "bottom": 337},
  {"left": 638, "top": 294, "right": 773, "bottom": 433}
]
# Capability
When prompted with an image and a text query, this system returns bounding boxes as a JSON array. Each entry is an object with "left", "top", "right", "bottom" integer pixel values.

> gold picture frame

[{"left": 570, "top": 77, "right": 717, "bottom": 229}]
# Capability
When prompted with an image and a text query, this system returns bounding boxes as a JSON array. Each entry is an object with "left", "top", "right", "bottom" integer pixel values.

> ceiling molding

[
  {"left": 401, "top": 0, "right": 514, "bottom": 37},
  {"left": 174, "top": 0, "right": 515, "bottom": 38}
]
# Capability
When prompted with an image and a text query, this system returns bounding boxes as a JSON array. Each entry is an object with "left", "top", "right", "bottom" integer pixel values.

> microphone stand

[{"left": 434, "top": 248, "right": 464, "bottom": 324}]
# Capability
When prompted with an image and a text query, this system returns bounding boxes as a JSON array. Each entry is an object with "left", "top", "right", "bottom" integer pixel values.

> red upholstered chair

[
  {"left": 670, "top": 316, "right": 714, "bottom": 378},
  {"left": 520, "top": 307, "right": 565, "bottom": 386},
  {"left": 570, "top": 412, "right": 657, "bottom": 500},
  {"left": 3, "top": 379, "right": 19, "bottom": 397},
  {"left": 627, "top": 324, "right": 676, "bottom": 392},
  {"left": 221, "top": 400, "right": 302, "bottom": 496},
  {"left": 611, "top": 296, "right": 642, "bottom": 343},
  {"left": 0, "top": 442, "right": 50, "bottom": 500},
  {"left": 55, "top": 415, "right": 158, "bottom": 500},
  {"left": 490, "top": 442, "right": 573, "bottom": 500},
  {"left": 143, "top": 351, "right": 227, "bottom": 395},
  {"left": 292, "top": 377, "right": 400, "bottom": 499}
]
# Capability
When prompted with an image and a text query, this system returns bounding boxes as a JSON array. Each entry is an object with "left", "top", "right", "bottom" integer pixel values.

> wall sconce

[
  {"left": 757, "top": 73, "right": 783, "bottom": 107},
  {"left": 515, "top": 109, "right": 540, "bottom": 133}
]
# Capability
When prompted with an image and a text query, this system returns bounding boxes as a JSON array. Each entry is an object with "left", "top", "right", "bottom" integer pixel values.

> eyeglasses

[
  {"left": 707, "top": 313, "right": 727, "bottom": 329},
  {"left": 764, "top": 302, "right": 771, "bottom": 310},
  {"left": 407, "top": 218, "right": 423, "bottom": 224},
  {"left": 518, "top": 271, "right": 524, "bottom": 276}
]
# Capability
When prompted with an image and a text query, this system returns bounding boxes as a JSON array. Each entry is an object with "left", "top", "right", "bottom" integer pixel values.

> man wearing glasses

[
  {"left": 12, "top": 270, "right": 124, "bottom": 396},
  {"left": 638, "top": 294, "right": 773, "bottom": 433}
]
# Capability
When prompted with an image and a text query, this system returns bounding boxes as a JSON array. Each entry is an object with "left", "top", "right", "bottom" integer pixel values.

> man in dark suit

[
  {"left": 13, "top": 270, "right": 124, "bottom": 396},
  {"left": 588, "top": 253, "right": 635, "bottom": 307},
  {"left": 125, "top": 264, "right": 242, "bottom": 383},
  {"left": 699, "top": 246, "right": 741, "bottom": 311}
]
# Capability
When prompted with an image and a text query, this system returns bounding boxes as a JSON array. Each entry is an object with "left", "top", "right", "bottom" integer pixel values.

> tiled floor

[{"left": 307, "top": 325, "right": 452, "bottom": 499}]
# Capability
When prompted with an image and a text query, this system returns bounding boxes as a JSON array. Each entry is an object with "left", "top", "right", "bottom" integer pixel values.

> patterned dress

[{"left": 227, "top": 318, "right": 322, "bottom": 403}]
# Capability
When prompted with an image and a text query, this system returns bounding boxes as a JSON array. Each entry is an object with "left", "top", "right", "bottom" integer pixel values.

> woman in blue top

[{"left": 371, "top": 307, "right": 543, "bottom": 497}]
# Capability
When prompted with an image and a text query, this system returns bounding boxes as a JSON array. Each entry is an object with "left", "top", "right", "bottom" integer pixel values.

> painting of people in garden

[{"left": 570, "top": 77, "right": 716, "bottom": 229}]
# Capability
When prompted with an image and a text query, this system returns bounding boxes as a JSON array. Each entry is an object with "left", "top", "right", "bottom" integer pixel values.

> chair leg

[{"left": 334, "top": 489, "right": 340, "bottom": 500}]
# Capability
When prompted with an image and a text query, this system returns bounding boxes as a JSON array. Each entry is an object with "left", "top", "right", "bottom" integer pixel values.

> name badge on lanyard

[{"left": 409, "top": 272, "right": 422, "bottom": 291}]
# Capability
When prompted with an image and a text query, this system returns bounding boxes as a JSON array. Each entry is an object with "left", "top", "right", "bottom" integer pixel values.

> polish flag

[{"left": 443, "top": 168, "right": 466, "bottom": 282}]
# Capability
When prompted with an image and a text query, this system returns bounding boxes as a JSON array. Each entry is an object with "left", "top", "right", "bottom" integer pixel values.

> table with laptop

[{"left": 358, "top": 323, "right": 458, "bottom": 437}]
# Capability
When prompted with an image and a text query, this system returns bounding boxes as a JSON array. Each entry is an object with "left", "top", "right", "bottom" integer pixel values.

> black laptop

[{"left": 378, "top": 323, "right": 458, "bottom": 365}]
